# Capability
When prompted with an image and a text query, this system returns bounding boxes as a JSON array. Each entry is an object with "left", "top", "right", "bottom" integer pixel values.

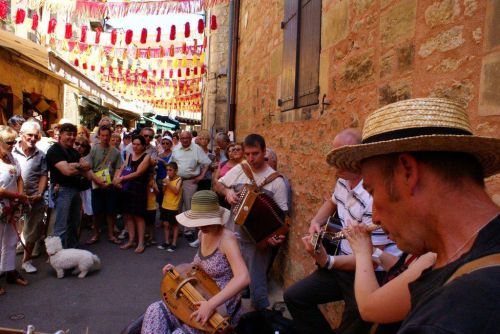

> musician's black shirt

[{"left": 398, "top": 215, "right": 500, "bottom": 333}]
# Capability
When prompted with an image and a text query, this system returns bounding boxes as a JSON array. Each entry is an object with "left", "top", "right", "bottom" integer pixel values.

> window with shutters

[{"left": 279, "top": 0, "right": 321, "bottom": 111}]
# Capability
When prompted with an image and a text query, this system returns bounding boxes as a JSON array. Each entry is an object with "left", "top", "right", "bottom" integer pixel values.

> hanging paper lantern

[
  {"left": 172, "top": 57, "right": 179, "bottom": 68},
  {"left": 177, "top": 69, "right": 182, "bottom": 78},
  {"left": 95, "top": 27, "right": 102, "bottom": 44},
  {"left": 197, "top": 19, "right": 204, "bottom": 34},
  {"left": 31, "top": 13, "right": 39, "bottom": 30},
  {"left": 83, "top": 62, "right": 88, "bottom": 70},
  {"left": 125, "top": 29, "right": 133, "bottom": 45},
  {"left": 184, "top": 22, "right": 190, "bottom": 38},
  {"left": 210, "top": 15, "right": 217, "bottom": 30},
  {"left": 201, "top": 64, "right": 206, "bottom": 74},
  {"left": 186, "top": 68, "right": 190, "bottom": 77},
  {"left": 74, "top": 58, "right": 79, "bottom": 67},
  {"left": 146, "top": 47, "right": 152, "bottom": 59},
  {"left": 181, "top": 55, "right": 187, "bottom": 67},
  {"left": 169, "top": 69, "right": 173, "bottom": 78},
  {"left": 15, "top": 8, "right": 26, "bottom": 24},
  {"left": 0, "top": 1, "right": 7, "bottom": 20},
  {"left": 65, "top": 23, "right": 73, "bottom": 39},
  {"left": 111, "top": 29, "right": 117, "bottom": 45},
  {"left": 169, "top": 45, "right": 175, "bottom": 57},
  {"left": 200, "top": 52, "right": 205, "bottom": 64},
  {"left": 140, "top": 28, "right": 147, "bottom": 44},
  {"left": 192, "top": 55, "right": 198, "bottom": 66},
  {"left": 193, "top": 39, "right": 198, "bottom": 52},
  {"left": 156, "top": 27, "right": 161, "bottom": 43},
  {"left": 161, "top": 70, "right": 165, "bottom": 79},
  {"left": 80, "top": 25, "right": 88, "bottom": 43},
  {"left": 142, "top": 70, "right": 148, "bottom": 79},
  {"left": 203, "top": 35, "right": 207, "bottom": 49},
  {"left": 194, "top": 66, "right": 198, "bottom": 75},
  {"left": 182, "top": 42, "right": 187, "bottom": 55},
  {"left": 159, "top": 46, "right": 165, "bottom": 58},
  {"left": 170, "top": 25, "right": 176, "bottom": 40}
]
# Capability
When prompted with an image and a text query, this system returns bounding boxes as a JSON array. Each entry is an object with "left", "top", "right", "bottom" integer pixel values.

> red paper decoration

[
  {"left": 15, "top": 8, "right": 26, "bottom": 24},
  {"left": 74, "top": 58, "right": 79, "bottom": 67},
  {"left": 182, "top": 42, "right": 187, "bottom": 54},
  {"left": 193, "top": 39, "right": 198, "bottom": 51},
  {"left": 0, "top": 1, "right": 7, "bottom": 20},
  {"left": 170, "top": 25, "right": 176, "bottom": 40},
  {"left": 156, "top": 27, "right": 161, "bottom": 43},
  {"left": 140, "top": 28, "right": 147, "bottom": 44},
  {"left": 201, "top": 64, "right": 206, "bottom": 74},
  {"left": 111, "top": 29, "right": 117, "bottom": 45},
  {"left": 210, "top": 15, "right": 217, "bottom": 30},
  {"left": 169, "top": 69, "right": 173, "bottom": 78},
  {"left": 177, "top": 68, "right": 182, "bottom": 78},
  {"left": 184, "top": 22, "right": 190, "bottom": 38},
  {"left": 203, "top": 36, "right": 207, "bottom": 49},
  {"left": 48, "top": 18, "right": 57, "bottom": 34},
  {"left": 194, "top": 66, "right": 198, "bottom": 75},
  {"left": 169, "top": 45, "right": 175, "bottom": 57},
  {"left": 95, "top": 27, "right": 102, "bottom": 44},
  {"left": 31, "top": 13, "right": 39, "bottom": 30},
  {"left": 80, "top": 25, "right": 88, "bottom": 43},
  {"left": 197, "top": 19, "right": 204, "bottom": 34},
  {"left": 186, "top": 68, "right": 190, "bottom": 76},
  {"left": 65, "top": 23, "right": 73, "bottom": 39},
  {"left": 125, "top": 29, "right": 133, "bottom": 45}
]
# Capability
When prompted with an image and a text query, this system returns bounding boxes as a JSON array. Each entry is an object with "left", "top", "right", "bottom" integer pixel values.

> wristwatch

[{"left": 372, "top": 248, "right": 383, "bottom": 265}]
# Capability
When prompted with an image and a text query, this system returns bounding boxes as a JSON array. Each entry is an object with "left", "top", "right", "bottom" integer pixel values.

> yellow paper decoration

[
  {"left": 181, "top": 55, "right": 187, "bottom": 67},
  {"left": 172, "top": 57, "right": 178, "bottom": 68}
]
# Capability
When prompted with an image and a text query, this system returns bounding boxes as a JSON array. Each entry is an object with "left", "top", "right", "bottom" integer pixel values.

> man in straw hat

[{"left": 327, "top": 97, "right": 500, "bottom": 333}]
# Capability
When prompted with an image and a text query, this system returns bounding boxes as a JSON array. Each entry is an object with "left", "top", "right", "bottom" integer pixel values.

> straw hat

[
  {"left": 327, "top": 98, "right": 500, "bottom": 177},
  {"left": 176, "top": 190, "right": 230, "bottom": 228}
]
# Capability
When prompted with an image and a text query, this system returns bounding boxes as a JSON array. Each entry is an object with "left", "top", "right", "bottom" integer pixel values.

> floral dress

[{"left": 141, "top": 248, "right": 242, "bottom": 334}]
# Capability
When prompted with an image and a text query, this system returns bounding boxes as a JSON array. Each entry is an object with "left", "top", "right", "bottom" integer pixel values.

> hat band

[{"left": 362, "top": 127, "right": 472, "bottom": 144}]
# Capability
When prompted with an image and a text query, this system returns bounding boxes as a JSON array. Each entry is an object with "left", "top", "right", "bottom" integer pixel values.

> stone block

[
  {"left": 396, "top": 42, "right": 415, "bottom": 72},
  {"left": 380, "top": 0, "right": 417, "bottom": 48},
  {"left": 341, "top": 51, "right": 374, "bottom": 87},
  {"left": 429, "top": 79, "right": 474, "bottom": 108},
  {"left": 424, "top": 0, "right": 460, "bottom": 28},
  {"left": 379, "top": 80, "right": 412, "bottom": 106},
  {"left": 380, "top": 51, "right": 394, "bottom": 78},
  {"left": 479, "top": 51, "right": 500, "bottom": 115},
  {"left": 418, "top": 26, "right": 465, "bottom": 58},
  {"left": 485, "top": 0, "right": 500, "bottom": 50},
  {"left": 353, "top": 0, "right": 375, "bottom": 15},
  {"left": 322, "top": 0, "right": 349, "bottom": 50},
  {"left": 464, "top": 0, "right": 479, "bottom": 17}
]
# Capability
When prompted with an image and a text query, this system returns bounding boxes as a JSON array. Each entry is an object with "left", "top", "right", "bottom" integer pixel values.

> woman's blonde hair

[
  {"left": 0, "top": 125, "right": 18, "bottom": 143},
  {"left": 198, "top": 130, "right": 211, "bottom": 141},
  {"left": 77, "top": 125, "right": 90, "bottom": 139}
]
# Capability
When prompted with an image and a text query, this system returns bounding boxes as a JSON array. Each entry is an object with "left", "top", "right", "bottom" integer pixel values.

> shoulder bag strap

[
  {"left": 97, "top": 147, "right": 113, "bottom": 170},
  {"left": 259, "top": 171, "right": 283, "bottom": 189},
  {"left": 444, "top": 253, "right": 500, "bottom": 286}
]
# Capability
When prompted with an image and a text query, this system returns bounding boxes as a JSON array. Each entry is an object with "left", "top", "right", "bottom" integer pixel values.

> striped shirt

[{"left": 332, "top": 178, "right": 397, "bottom": 256}]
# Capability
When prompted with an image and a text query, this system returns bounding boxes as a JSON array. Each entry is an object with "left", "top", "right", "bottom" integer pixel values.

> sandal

[
  {"left": 6, "top": 270, "right": 28, "bottom": 286},
  {"left": 120, "top": 242, "right": 136, "bottom": 250},
  {"left": 85, "top": 236, "right": 99, "bottom": 245},
  {"left": 134, "top": 244, "right": 145, "bottom": 254},
  {"left": 108, "top": 237, "right": 121, "bottom": 245}
]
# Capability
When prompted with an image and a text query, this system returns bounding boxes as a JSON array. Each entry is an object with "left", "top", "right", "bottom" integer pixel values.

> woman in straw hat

[{"left": 141, "top": 190, "right": 250, "bottom": 333}]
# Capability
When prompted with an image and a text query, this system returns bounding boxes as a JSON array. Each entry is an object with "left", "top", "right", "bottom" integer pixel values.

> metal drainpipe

[{"left": 226, "top": 0, "right": 240, "bottom": 135}]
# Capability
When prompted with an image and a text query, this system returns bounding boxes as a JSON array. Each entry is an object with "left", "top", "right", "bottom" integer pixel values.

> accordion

[{"left": 232, "top": 184, "right": 288, "bottom": 247}]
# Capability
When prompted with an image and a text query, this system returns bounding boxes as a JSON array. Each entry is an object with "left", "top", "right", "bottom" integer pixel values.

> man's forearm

[
  {"left": 311, "top": 199, "right": 336, "bottom": 226},
  {"left": 214, "top": 180, "right": 228, "bottom": 196}
]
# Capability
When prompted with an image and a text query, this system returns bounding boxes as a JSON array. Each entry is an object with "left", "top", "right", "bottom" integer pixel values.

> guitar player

[{"left": 284, "top": 128, "right": 400, "bottom": 334}]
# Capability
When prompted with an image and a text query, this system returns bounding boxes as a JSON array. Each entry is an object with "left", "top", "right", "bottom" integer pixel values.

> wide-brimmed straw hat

[
  {"left": 327, "top": 98, "right": 500, "bottom": 177},
  {"left": 176, "top": 190, "right": 230, "bottom": 228}
]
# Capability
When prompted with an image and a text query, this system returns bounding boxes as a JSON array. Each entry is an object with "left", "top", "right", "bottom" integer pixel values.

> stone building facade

[
  {"left": 202, "top": 4, "right": 231, "bottom": 133},
  {"left": 232, "top": 0, "right": 500, "bottom": 327}
]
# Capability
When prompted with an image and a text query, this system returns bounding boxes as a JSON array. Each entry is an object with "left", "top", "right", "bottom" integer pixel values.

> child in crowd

[
  {"left": 158, "top": 162, "right": 182, "bottom": 252},
  {"left": 145, "top": 171, "right": 159, "bottom": 246}
]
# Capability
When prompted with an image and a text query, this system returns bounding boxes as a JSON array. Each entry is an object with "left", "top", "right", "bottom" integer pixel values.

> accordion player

[{"left": 230, "top": 165, "right": 289, "bottom": 247}]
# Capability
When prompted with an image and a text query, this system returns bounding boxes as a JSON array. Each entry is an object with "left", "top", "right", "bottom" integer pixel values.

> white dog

[{"left": 44, "top": 236, "right": 101, "bottom": 278}]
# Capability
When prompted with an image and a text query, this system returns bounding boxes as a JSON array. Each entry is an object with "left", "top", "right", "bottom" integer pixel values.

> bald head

[
  {"left": 179, "top": 131, "right": 192, "bottom": 148},
  {"left": 332, "top": 128, "right": 362, "bottom": 149}
]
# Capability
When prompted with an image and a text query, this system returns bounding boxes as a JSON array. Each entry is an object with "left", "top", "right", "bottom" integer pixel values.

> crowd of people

[{"left": 1, "top": 96, "right": 499, "bottom": 334}]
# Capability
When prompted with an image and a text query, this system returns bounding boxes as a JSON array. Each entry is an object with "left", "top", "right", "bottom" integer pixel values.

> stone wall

[
  {"left": 202, "top": 4, "right": 230, "bottom": 133},
  {"left": 0, "top": 48, "right": 63, "bottom": 119},
  {"left": 234, "top": 0, "right": 500, "bottom": 327}
]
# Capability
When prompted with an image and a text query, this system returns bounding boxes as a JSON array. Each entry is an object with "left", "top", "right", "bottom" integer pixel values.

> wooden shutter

[
  {"left": 297, "top": 0, "right": 321, "bottom": 108},
  {"left": 280, "top": 0, "right": 299, "bottom": 111}
]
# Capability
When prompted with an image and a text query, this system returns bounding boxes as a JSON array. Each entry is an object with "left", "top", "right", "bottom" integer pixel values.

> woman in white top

[{"left": 0, "top": 125, "right": 30, "bottom": 294}]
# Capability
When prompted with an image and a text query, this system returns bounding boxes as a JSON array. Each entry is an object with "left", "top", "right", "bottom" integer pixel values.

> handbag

[{"left": 120, "top": 153, "right": 134, "bottom": 191}]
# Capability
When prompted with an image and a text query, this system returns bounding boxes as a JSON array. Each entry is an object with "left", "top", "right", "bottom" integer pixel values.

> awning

[
  {"left": 142, "top": 116, "right": 177, "bottom": 130},
  {"left": 107, "top": 109, "right": 123, "bottom": 124},
  {"left": 0, "top": 29, "right": 48, "bottom": 68}
]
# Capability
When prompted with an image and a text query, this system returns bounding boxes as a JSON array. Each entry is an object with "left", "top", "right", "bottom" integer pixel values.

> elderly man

[
  {"left": 171, "top": 131, "right": 211, "bottom": 214},
  {"left": 327, "top": 98, "right": 500, "bottom": 333},
  {"left": 215, "top": 134, "right": 289, "bottom": 310},
  {"left": 85, "top": 125, "right": 122, "bottom": 245},
  {"left": 215, "top": 132, "right": 231, "bottom": 163},
  {"left": 12, "top": 121, "right": 47, "bottom": 273},
  {"left": 46, "top": 123, "right": 90, "bottom": 248},
  {"left": 284, "top": 129, "right": 397, "bottom": 334}
]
